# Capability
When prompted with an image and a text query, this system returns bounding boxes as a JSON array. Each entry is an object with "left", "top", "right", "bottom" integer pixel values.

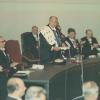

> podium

[{"left": 16, "top": 58, "right": 100, "bottom": 100}]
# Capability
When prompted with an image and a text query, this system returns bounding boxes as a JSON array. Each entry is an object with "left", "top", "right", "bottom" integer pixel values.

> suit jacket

[
  {"left": 39, "top": 26, "right": 62, "bottom": 64},
  {"left": 0, "top": 72, "right": 7, "bottom": 100},
  {"left": 6, "top": 96, "right": 18, "bottom": 100},
  {"left": 81, "top": 36, "right": 99, "bottom": 58},
  {"left": 0, "top": 50, "right": 18, "bottom": 100},
  {"left": 0, "top": 50, "right": 10, "bottom": 100},
  {"left": 0, "top": 50, "right": 11, "bottom": 69},
  {"left": 65, "top": 37, "right": 80, "bottom": 57},
  {"left": 21, "top": 32, "right": 39, "bottom": 59},
  {"left": 0, "top": 50, "right": 17, "bottom": 77}
]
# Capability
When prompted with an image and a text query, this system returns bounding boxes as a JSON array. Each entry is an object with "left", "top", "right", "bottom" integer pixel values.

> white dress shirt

[
  {"left": 32, "top": 33, "right": 38, "bottom": 42},
  {"left": 0, "top": 47, "right": 6, "bottom": 56}
]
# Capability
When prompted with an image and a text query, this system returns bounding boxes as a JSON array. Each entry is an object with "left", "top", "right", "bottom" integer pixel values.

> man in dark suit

[
  {"left": 21, "top": 26, "right": 39, "bottom": 60},
  {"left": 81, "top": 29, "right": 99, "bottom": 58},
  {"left": 65, "top": 28, "right": 80, "bottom": 58},
  {"left": 6, "top": 77, "right": 26, "bottom": 100},
  {"left": 39, "top": 16, "right": 65, "bottom": 64},
  {"left": 0, "top": 36, "right": 19, "bottom": 100}
]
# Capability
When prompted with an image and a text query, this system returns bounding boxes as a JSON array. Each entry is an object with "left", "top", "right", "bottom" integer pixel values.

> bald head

[
  {"left": 49, "top": 16, "right": 58, "bottom": 28},
  {"left": 7, "top": 77, "right": 26, "bottom": 98},
  {"left": 83, "top": 81, "right": 99, "bottom": 100},
  {"left": 49, "top": 16, "right": 58, "bottom": 21}
]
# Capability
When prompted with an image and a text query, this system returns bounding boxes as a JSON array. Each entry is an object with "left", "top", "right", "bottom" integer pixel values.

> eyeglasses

[{"left": 0, "top": 40, "right": 6, "bottom": 43}]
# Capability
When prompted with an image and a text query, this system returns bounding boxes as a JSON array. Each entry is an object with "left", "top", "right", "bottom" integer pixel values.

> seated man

[
  {"left": 25, "top": 86, "right": 46, "bottom": 100},
  {"left": 40, "top": 16, "right": 66, "bottom": 64},
  {"left": 6, "top": 77, "right": 26, "bottom": 100},
  {"left": 81, "top": 29, "right": 99, "bottom": 58},
  {"left": 21, "top": 26, "right": 39, "bottom": 60},
  {"left": 65, "top": 28, "right": 80, "bottom": 58},
  {"left": 0, "top": 36, "right": 20, "bottom": 100},
  {"left": 83, "top": 81, "right": 99, "bottom": 100}
]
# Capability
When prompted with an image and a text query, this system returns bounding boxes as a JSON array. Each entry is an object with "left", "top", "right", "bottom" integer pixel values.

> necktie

[{"left": 53, "top": 30, "right": 61, "bottom": 46}]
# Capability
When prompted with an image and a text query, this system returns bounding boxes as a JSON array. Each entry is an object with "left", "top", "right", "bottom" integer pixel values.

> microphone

[
  {"left": 60, "top": 46, "right": 70, "bottom": 60},
  {"left": 61, "top": 50, "right": 67, "bottom": 60},
  {"left": 64, "top": 41, "right": 72, "bottom": 61},
  {"left": 80, "top": 40, "right": 86, "bottom": 55},
  {"left": 37, "top": 32, "right": 40, "bottom": 64},
  {"left": 72, "top": 95, "right": 84, "bottom": 100}
]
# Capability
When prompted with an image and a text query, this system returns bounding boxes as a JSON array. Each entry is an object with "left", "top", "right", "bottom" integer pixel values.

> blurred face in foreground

[
  {"left": 34, "top": 94, "right": 46, "bottom": 100},
  {"left": 18, "top": 79, "right": 26, "bottom": 97},
  {"left": 85, "top": 93, "right": 98, "bottom": 100}
]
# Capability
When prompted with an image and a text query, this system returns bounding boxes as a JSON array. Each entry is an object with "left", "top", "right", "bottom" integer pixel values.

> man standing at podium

[{"left": 39, "top": 16, "right": 64, "bottom": 64}]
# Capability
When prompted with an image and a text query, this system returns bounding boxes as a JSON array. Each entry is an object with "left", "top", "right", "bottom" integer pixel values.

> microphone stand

[
  {"left": 38, "top": 33, "right": 41, "bottom": 64},
  {"left": 80, "top": 44, "right": 84, "bottom": 96},
  {"left": 72, "top": 44, "right": 84, "bottom": 100},
  {"left": 68, "top": 48, "right": 72, "bottom": 63},
  {"left": 61, "top": 50, "right": 67, "bottom": 60}
]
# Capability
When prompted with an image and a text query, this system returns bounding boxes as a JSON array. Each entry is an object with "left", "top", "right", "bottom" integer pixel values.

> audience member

[
  {"left": 83, "top": 81, "right": 99, "bottom": 100},
  {"left": 6, "top": 77, "right": 26, "bottom": 100},
  {"left": 25, "top": 86, "right": 46, "bottom": 100},
  {"left": 0, "top": 36, "right": 20, "bottom": 100}
]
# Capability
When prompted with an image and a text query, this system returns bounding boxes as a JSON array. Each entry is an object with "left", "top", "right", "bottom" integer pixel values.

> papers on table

[
  {"left": 32, "top": 64, "right": 44, "bottom": 70},
  {"left": 54, "top": 59, "right": 64, "bottom": 63},
  {"left": 14, "top": 70, "right": 32, "bottom": 77},
  {"left": 16, "top": 70, "right": 31, "bottom": 75}
]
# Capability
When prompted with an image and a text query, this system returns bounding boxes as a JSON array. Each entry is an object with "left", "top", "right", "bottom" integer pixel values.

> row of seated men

[
  {"left": 0, "top": 35, "right": 99, "bottom": 100},
  {"left": 2, "top": 76, "right": 100, "bottom": 100},
  {"left": 0, "top": 15, "right": 100, "bottom": 99},
  {"left": 0, "top": 36, "right": 24, "bottom": 100},
  {"left": 5, "top": 77, "right": 46, "bottom": 100},
  {"left": 0, "top": 35, "right": 46, "bottom": 100},
  {"left": 22, "top": 16, "right": 100, "bottom": 64}
]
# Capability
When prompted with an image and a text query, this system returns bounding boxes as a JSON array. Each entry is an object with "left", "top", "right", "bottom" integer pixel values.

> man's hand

[
  {"left": 81, "top": 40, "right": 86, "bottom": 45},
  {"left": 52, "top": 47, "right": 61, "bottom": 51},
  {"left": 92, "top": 43, "right": 99, "bottom": 48},
  {"left": 10, "top": 62, "right": 19, "bottom": 68},
  {"left": 0, "top": 65, "right": 3, "bottom": 72}
]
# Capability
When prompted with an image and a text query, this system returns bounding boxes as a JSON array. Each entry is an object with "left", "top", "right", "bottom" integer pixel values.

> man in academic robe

[
  {"left": 81, "top": 29, "right": 99, "bottom": 58},
  {"left": 65, "top": 28, "right": 80, "bottom": 58},
  {"left": 39, "top": 16, "right": 64, "bottom": 64}
]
